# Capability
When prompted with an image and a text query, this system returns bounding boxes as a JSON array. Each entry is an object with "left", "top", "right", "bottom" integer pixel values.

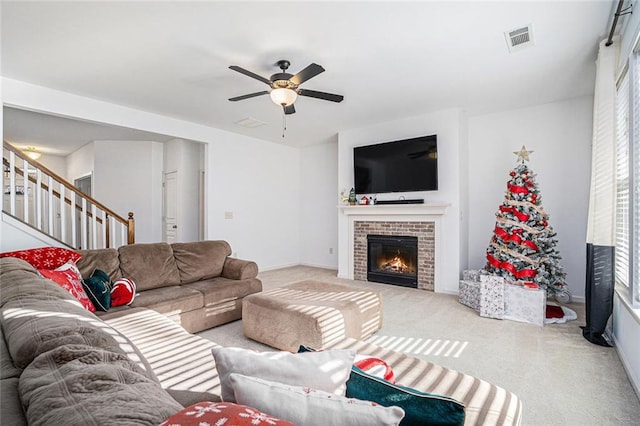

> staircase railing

[{"left": 2, "top": 141, "right": 134, "bottom": 249}]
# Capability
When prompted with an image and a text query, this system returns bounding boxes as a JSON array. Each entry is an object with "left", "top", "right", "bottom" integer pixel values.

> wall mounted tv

[{"left": 354, "top": 134, "right": 438, "bottom": 194}]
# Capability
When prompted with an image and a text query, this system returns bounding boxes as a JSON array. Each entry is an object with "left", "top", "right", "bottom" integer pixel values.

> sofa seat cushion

[
  {"left": 76, "top": 248, "right": 121, "bottom": 281},
  {"left": 119, "top": 243, "right": 181, "bottom": 291},
  {"left": 130, "top": 286, "right": 204, "bottom": 315},
  {"left": 102, "top": 307, "right": 222, "bottom": 405},
  {"left": 172, "top": 240, "right": 232, "bottom": 284},
  {"left": 183, "top": 277, "right": 262, "bottom": 307},
  {"left": 19, "top": 344, "right": 182, "bottom": 426}
]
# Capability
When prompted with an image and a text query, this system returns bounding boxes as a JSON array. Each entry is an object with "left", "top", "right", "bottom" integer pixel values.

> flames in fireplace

[{"left": 378, "top": 250, "right": 416, "bottom": 274}]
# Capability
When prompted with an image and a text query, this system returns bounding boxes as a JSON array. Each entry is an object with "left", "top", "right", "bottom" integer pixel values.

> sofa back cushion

[
  {"left": 76, "top": 248, "right": 122, "bottom": 281},
  {"left": 118, "top": 243, "right": 181, "bottom": 291},
  {"left": 171, "top": 240, "right": 232, "bottom": 284}
]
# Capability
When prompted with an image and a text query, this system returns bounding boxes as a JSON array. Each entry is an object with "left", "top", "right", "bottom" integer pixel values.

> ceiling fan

[{"left": 228, "top": 60, "right": 344, "bottom": 115}]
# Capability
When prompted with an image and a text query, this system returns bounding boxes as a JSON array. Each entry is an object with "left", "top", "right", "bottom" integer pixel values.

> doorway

[
  {"left": 163, "top": 171, "right": 178, "bottom": 243},
  {"left": 74, "top": 175, "right": 92, "bottom": 249}
]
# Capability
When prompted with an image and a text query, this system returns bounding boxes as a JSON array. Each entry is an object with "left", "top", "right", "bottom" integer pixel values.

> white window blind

[
  {"left": 631, "top": 51, "right": 640, "bottom": 304},
  {"left": 615, "top": 71, "right": 630, "bottom": 288}
]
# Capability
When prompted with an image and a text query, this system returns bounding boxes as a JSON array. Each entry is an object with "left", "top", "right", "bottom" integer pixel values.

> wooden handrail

[{"left": 3, "top": 141, "right": 135, "bottom": 245}]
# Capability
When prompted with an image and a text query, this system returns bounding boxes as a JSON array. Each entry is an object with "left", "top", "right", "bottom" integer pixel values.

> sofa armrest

[{"left": 221, "top": 258, "right": 258, "bottom": 280}]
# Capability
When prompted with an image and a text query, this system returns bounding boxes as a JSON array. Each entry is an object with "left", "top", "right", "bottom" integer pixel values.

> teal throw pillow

[
  {"left": 82, "top": 269, "right": 112, "bottom": 311},
  {"left": 346, "top": 365, "right": 466, "bottom": 426}
]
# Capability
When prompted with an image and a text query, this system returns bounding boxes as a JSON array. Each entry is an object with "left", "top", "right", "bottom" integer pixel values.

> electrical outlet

[
  {"left": 329, "top": 248, "right": 333, "bottom": 254},
  {"left": 233, "top": 252, "right": 238, "bottom": 258},
  {"left": 225, "top": 211, "right": 233, "bottom": 219}
]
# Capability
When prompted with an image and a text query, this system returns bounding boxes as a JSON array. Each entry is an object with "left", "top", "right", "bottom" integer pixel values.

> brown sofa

[
  {"left": 0, "top": 257, "right": 184, "bottom": 425},
  {"left": 76, "top": 240, "right": 262, "bottom": 333},
  {"left": 0, "top": 257, "right": 522, "bottom": 425}
]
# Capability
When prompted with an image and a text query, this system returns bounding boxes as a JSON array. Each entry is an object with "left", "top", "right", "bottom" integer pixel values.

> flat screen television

[{"left": 354, "top": 134, "right": 438, "bottom": 194}]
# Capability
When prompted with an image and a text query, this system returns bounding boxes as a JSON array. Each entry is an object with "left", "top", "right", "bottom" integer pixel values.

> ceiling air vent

[
  {"left": 505, "top": 24, "right": 534, "bottom": 53},
  {"left": 234, "top": 117, "right": 266, "bottom": 128}
]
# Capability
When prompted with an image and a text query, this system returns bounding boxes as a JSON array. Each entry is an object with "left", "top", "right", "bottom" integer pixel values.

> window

[
  {"left": 631, "top": 51, "right": 640, "bottom": 306},
  {"left": 615, "top": 50, "right": 640, "bottom": 307},
  {"left": 615, "top": 71, "right": 629, "bottom": 288}
]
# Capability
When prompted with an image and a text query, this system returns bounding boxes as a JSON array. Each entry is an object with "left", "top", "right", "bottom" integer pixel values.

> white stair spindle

[
  {"left": 47, "top": 176, "right": 54, "bottom": 233},
  {"left": 101, "top": 210, "right": 106, "bottom": 248},
  {"left": 81, "top": 198, "right": 88, "bottom": 250},
  {"left": 9, "top": 151, "right": 16, "bottom": 215},
  {"left": 110, "top": 215, "right": 116, "bottom": 248},
  {"left": 60, "top": 185, "right": 66, "bottom": 243},
  {"left": 91, "top": 204, "right": 98, "bottom": 249},
  {"left": 36, "top": 169, "right": 42, "bottom": 229},
  {"left": 70, "top": 191, "right": 77, "bottom": 249},
  {"left": 22, "top": 158, "right": 29, "bottom": 223}
]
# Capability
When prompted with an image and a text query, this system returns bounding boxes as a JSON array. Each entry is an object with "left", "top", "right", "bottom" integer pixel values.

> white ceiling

[{"left": 1, "top": 1, "right": 616, "bottom": 152}]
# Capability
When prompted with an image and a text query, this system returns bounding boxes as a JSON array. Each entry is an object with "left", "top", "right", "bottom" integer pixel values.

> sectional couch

[
  {"left": 0, "top": 253, "right": 522, "bottom": 425},
  {"left": 76, "top": 240, "right": 262, "bottom": 332}
]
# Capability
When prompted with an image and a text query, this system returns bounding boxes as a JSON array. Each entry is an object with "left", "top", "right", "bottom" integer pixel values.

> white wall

[
  {"left": 37, "top": 154, "right": 66, "bottom": 177},
  {"left": 0, "top": 213, "right": 66, "bottom": 252},
  {"left": 613, "top": 292, "right": 640, "bottom": 399},
  {"left": 299, "top": 140, "right": 339, "bottom": 269},
  {"left": 66, "top": 143, "right": 94, "bottom": 183},
  {"left": 337, "top": 109, "right": 464, "bottom": 294},
  {"left": 1, "top": 78, "right": 301, "bottom": 271},
  {"left": 93, "top": 140, "right": 164, "bottom": 243},
  {"left": 206, "top": 132, "right": 301, "bottom": 269},
  {"left": 467, "top": 96, "right": 593, "bottom": 300}
]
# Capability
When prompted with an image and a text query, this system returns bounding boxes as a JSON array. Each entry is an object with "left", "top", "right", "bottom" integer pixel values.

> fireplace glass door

[{"left": 367, "top": 234, "right": 418, "bottom": 288}]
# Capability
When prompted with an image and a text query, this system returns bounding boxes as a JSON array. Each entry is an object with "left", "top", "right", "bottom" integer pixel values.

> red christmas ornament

[{"left": 510, "top": 171, "right": 516, "bottom": 177}]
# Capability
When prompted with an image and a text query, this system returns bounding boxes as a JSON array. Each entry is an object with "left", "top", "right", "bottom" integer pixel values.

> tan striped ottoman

[{"left": 242, "top": 280, "right": 383, "bottom": 352}]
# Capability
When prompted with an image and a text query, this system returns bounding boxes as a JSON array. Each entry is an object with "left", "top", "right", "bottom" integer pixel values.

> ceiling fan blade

[
  {"left": 284, "top": 104, "right": 296, "bottom": 115},
  {"left": 228, "top": 91, "right": 269, "bottom": 101},
  {"left": 229, "top": 66, "right": 272, "bottom": 85},
  {"left": 290, "top": 63, "right": 325, "bottom": 85},
  {"left": 298, "top": 89, "right": 344, "bottom": 103}
]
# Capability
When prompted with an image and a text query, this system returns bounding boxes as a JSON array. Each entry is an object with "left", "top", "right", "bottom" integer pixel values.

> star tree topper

[{"left": 513, "top": 145, "right": 534, "bottom": 163}]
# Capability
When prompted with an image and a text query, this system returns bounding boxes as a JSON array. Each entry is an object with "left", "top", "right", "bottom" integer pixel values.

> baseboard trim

[
  {"left": 298, "top": 262, "right": 338, "bottom": 271},
  {"left": 612, "top": 329, "right": 640, "bottom": 401},
  {"left": 258, "top": 263, "right": 300, "bottom": 272}
]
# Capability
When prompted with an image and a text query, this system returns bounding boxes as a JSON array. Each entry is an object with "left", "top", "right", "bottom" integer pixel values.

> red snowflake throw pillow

[
  {"left": 1, "top": 247, "right": 82, "bottom": 270},
  {"left": 39, "top": 261, "right": 95, "bottom": 312},
  {"left": 160, "top": 401, "right": 296, "bottom": 426}
]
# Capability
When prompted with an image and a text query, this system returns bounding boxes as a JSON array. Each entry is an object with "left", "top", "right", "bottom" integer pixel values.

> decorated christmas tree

[{"left": 484, "top": 146, "right": 569, "bottom": 300}]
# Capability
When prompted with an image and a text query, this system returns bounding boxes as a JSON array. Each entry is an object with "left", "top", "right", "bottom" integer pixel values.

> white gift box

[
  {"left": 479, "top": 276, "right": 505, "bottom": 319},
  {"left": 462, "top": 270, "right": 481, "bottom": 282},
  {"left": 459, "top": 280, "right": 480, "bottom": 312},
  {"left": 503, "top": 284, "right": 546, "bottom": 326}
]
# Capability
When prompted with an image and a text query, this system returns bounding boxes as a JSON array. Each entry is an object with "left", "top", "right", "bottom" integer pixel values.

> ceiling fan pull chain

[{"left": 282, "top": 105, "right": 287, "bottom": 138}]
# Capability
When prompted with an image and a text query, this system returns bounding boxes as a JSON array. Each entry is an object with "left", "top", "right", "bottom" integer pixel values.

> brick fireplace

[
  {"left": 340, "top": 204, "right": 449, "bottom": 291},
  {"left": 355, "top": 222, "right": 434, "bottom": 289}
]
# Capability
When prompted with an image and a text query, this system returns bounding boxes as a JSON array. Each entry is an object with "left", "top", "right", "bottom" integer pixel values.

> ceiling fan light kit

[
  {"left": 229, "top": 59, "right": 344, "bottom": 115},
  {"left": 270, "top": 87, "right": 297, "bottom": 107}
]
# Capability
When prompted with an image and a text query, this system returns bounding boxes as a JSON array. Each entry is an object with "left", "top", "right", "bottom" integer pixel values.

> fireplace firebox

[{"left": 367, "top": 234, "right": 418, "bottom": 288}]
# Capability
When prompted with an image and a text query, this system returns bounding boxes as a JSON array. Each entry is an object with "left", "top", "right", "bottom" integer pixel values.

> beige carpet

[{"left": 197, "top": 265, "right": 640, "bottom": 426}]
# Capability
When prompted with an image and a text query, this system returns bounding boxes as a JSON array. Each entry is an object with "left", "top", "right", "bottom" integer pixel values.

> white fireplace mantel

[
  {"left": 339, "top": 203, "right": 451, "bottom": 292},
  {"left": 339, "top": 203, "right": 450, "bottom": 216}
]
